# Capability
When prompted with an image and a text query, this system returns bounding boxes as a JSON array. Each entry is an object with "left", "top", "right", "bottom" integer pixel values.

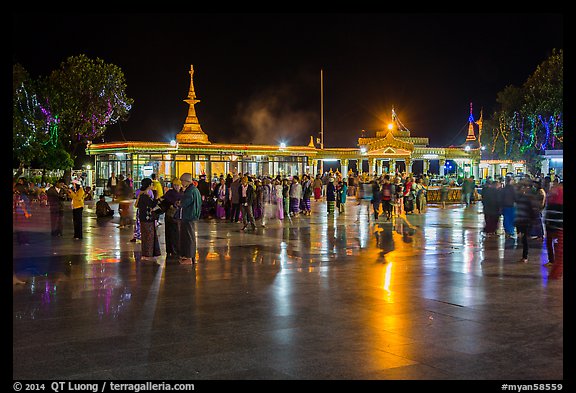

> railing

[
  {"left": 425, "top": 186, "right": 481, "bottom": 203},
  {"left": 13, "top": 168, "right": 65, "bottom": 179}
]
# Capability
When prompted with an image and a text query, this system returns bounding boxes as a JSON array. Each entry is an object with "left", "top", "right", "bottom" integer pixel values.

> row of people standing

[
  {"left": 212, "top": 174, "right": 315, "bottom": 226},
  {"left": 355, "top": 174, "right": 428, "bottom": 220}
]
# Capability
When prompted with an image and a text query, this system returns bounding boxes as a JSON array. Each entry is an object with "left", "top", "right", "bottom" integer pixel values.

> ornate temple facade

[{"left": 87, "top": 65, "right": 522, "bottom": 191}]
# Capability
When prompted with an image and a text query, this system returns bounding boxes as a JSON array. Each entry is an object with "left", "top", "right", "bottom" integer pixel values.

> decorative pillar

[
  {"left": 341, "top": 159, "right": 349, "bottom": 179},
  {"left": 368, "top": 158, "right": 376, "bottom": 175},
  {"left": 541, "top": 157, "right": 549, "bottom": 175},
  {"left": 405, "top": 158, "right": 412, "bottom": 174},
  {"left": 376, "top": 160, "right": 383, "bottom": 176},
  {"left": 423, "top": 159, "right": 430, "bottom": 175},
  {"left": 439, "top": 159, "right": 445, "bottom": 176},
  {"left": 390, "top": 159, "right": 396, "bottom": 174},
  {"left": 471, "top": 160, "right": 479, "bottom": 180},
  {"left": 311, "top": 159, "right": 318, "bottom": 177}
]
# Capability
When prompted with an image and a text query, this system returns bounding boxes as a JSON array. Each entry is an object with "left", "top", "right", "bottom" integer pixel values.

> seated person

[{"left": 95, "top": 195, "right": 114, "bottom": 217}]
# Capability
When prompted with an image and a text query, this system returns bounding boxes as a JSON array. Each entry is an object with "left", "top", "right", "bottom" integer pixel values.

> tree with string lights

[
  {"left": 13, "top": 55, "right": 133, "bottom": 182},
  {"left": 46, "top": 54, "right": 134, "bottom": 181},
  {"left": 484, "top": 49, "right": 562, "bottom": 175},
  {"left": 13, "top": 63, "right": 65, "bottom": 180}
]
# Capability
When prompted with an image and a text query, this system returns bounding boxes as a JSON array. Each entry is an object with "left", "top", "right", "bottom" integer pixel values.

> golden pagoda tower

[
  {"left": 176, "top": 65, "right": 210, "bottom": 144},
  {"left": 465, "top": 102, "right": 477, "bottom": 143}
]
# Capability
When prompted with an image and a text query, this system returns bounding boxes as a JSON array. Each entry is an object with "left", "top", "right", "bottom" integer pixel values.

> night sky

[{"left": 12, "top": 13, "right": 563, "bottom": 150}]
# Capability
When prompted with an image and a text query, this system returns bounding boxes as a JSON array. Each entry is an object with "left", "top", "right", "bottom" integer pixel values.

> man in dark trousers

[
  {"left": 46, "top": 179, "right": 68, "bottom": 236},
  {"left": 239, "top": 175, "right": 257, "bottom": 230},
  {"left": 107, "top": 172, "right": 117, "bottom": 201},
  {"left": 196, "top": 174, "right": 212, "bottom": 219},
  {"left": 229, "top": 174, "right": 241, "bottom": 223},
  {"left": 178, "top": 173, "right": 202, "bottom": 265},
  {"left": 501, "top": 175, "right": 517, "bottom": 238}
]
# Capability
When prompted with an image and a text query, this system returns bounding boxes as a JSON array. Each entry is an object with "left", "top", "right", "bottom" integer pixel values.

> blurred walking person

[
  {"left": 116, "top": 174, "right": 134, "bottom": 229},
  {"left": 46, "top": 179, "right": 68, "bottom": 237},
  {"left": 261, "top": 177, "right": 274, "bottom": 227},
  {"left": 313, "top": 174, "right": 323, "bottom": 201},
  {"left": 514, "top": 179, "right": 538, "bottom": 263},
  {"left": 529, "top": 179, "right": 546, "bottom": 239},
  {"left": 14, "top": 181, "right": 32, "bottom": 245},
  {"left": 543, "top": 179, "right": 563, "bottom": 270},
  {"left": 481, "top": 180, "right": 501, "bottom": 236},
  {"left": 273, "top": 178, "right": 285, "bottom": 221},
  {"left": 501, "top": 176, "right": 517, "bottom": 238},
  {"left": 440, "top": 177, "right": 449, "bottom": 209},
  {"left": 371, "top": 179, "right": 382, "bottom": 219},
  {"left": 380, "top": 175, "right": 394, "bottom": 221}
]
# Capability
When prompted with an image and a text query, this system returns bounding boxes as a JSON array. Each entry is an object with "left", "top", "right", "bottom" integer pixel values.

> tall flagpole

[{"left": 320, "top": 69, "right": 324, "bottom": 175}]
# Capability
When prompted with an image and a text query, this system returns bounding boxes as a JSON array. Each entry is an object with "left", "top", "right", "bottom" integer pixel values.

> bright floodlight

[
  {"left": 360, "top": 147, "right": 367, "bottom": 154},
  {"left": 387, "top": 123, "right": 394, "bottom": 130},
  {"left": 465, "top": 145, "right": 471, "bottom": 151},
  {"left": 481, "top": 146, "right": 486, "bottom": 150},
  {"left": 280, "top": 142, "right": 287, "bottom": 149},
  {"left": 170, "top": 139, "right": 177, "bottom": 146},
  {"left": 86, "top": 165, "right": 91, "bottom": 170}
]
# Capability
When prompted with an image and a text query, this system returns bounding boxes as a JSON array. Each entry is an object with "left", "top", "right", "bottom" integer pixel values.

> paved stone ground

[{"left": 13, "top": 198, "right": 563, "bottom": 380}]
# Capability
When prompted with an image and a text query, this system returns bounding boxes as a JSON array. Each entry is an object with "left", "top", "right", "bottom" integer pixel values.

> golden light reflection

[
  {"left": 205, "top": 251, "right": 220, "bottom": 260},
  {"left": 383, "top": 262, "right": 393, "bottom": 293},
  {"left": 102, "top": 258, "right": 121, "bottom": 263},
  {"left": 87, "top": 247, "right": 119, "bottom": 264}
]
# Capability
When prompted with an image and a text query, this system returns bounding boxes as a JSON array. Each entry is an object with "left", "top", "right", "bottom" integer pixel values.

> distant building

[
  {"left": 540, "top": 149, "right": 563, "bottom": 179},
  {"left": 87, "top": 65, "right": 490, "bottom": 189}
]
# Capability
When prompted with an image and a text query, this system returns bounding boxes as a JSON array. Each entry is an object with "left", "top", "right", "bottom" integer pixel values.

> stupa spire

[
  {"left": 465, "top": 102, "right": 477, "bottom": 142},
  {"left": 176, "top": 65, "right": 210, "bottom": 144}
]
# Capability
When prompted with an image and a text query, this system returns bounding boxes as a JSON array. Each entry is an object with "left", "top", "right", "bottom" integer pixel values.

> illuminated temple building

[{"left": 87, "top": 65, "right": 526, "bottom": 190}]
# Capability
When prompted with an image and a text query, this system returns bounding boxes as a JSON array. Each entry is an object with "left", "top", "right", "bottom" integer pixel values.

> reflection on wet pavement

[{"left": 13, "top": 200, "right": 562, "bottom": 380}]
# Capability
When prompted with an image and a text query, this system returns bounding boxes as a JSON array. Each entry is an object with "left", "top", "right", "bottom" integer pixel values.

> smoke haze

[{"left": 235, "top": 82, "right": 318, "bottom": 146}]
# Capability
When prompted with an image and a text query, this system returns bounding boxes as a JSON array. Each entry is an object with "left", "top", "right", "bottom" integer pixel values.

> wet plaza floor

[{"left": 13, "top": 199, "right": 563, "bottom": 380}]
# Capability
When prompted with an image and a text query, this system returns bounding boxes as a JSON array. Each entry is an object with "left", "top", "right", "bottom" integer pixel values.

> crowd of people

[
  {"left": 167, "top": 171, "right": 439, "bottom": 225},
  {"left": 479, "top": 173, "right": 563, "bottom": 268},
  {"left": 13, "top": 168, "right": 563, "bottom": 275}
]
